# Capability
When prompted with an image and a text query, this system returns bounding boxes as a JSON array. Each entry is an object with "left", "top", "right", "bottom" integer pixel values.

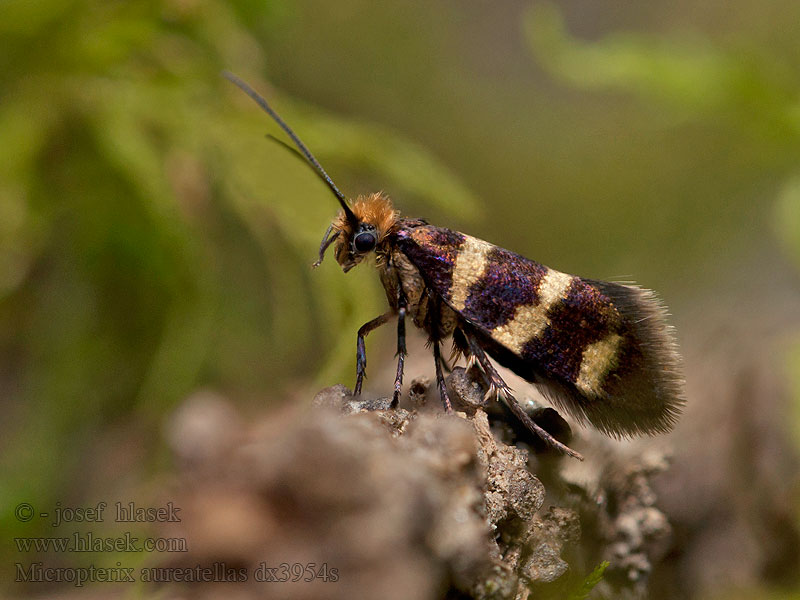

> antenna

[{"left": 222, "top": 71, "right": 358, "bottom": 225}]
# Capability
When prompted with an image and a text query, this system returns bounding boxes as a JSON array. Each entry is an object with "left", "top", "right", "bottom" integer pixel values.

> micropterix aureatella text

[{"left": 223, "top": 72, "right": 685, "bottom": 461}]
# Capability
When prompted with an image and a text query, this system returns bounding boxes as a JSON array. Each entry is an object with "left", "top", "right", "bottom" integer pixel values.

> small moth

[{"left": 225, "top": 72, "right": 685, "bottom": 460}]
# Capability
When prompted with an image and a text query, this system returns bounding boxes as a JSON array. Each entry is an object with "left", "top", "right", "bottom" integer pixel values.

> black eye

[{"left": 353, "top": 231, "right": 377, "bottom": 253}]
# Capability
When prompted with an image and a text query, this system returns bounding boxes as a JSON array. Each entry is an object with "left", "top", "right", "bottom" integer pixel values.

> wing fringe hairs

[{"left": 540, "top": 281, "right": 685, "bottom": 438}]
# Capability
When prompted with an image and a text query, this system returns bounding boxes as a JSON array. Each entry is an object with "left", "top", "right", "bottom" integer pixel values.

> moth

[{"left": 224, "top": 72, "right": 685, "bottom": 460}]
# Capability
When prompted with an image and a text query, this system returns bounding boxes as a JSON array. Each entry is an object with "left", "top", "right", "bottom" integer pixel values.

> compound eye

[{"left": 353, "top": 231, "right": 377, "bottom": 253}]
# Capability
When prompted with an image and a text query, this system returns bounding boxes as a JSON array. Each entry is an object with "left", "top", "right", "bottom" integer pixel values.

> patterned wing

[{"left": 395, "top": 225, "right": 684, "bottom": 437}]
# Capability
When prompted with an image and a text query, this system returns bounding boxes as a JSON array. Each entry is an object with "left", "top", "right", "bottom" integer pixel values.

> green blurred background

[{"left": 2, "top": 0, "right": 800, "bottom": 597}]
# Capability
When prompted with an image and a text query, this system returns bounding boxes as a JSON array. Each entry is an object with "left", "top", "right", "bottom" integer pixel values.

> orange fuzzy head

[{"left": 317, "top": 193, "right": 400, "bottom": 272}]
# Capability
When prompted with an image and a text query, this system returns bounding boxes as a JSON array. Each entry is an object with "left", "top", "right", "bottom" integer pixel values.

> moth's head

[{"left": 318, "top": 193, "right": 399, "bottom": 272}]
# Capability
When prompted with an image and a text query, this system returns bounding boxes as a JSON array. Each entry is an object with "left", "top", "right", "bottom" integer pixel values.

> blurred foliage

[
  {"left": 525, "top": 2, "right": 800, "bottom": 265},
  {"left": 777, "top": 179, "right": 800, "bottom": 453},
  {"left": 776, "top": 176, "right": 800, "bottom": 271},
  {"left": 0, "top": 0, "right": 478, "bottom": 573},
  {"left": 565, "top": 560, "right": 608, "bottom": 600},
  {"left": 526, "top": 3, "right": 800, "bottom": 138}
]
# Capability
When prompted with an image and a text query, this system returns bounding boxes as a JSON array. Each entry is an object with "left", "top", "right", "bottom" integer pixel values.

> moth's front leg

[
  {"left": 354, "top": 312, "right": 393, "bottom": 396},
  {"left": 391, "top": 293, "right": 407, "bottom": 407}
]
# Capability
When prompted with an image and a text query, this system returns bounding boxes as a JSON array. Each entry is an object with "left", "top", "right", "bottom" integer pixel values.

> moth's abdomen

[{"left": 397, "top": 225, "right": 684, "bottom": 437}]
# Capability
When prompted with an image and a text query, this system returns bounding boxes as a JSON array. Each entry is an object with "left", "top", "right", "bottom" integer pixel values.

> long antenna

[{"left": 222, "top": 71, "right": 358, "bottom": 224}]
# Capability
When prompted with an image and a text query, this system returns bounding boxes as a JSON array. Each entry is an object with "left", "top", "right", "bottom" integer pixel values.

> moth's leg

[
  {"left": 464, "top": 332, "right": 584, "bottom": 461},
  {"left": 463, "top": 334, "right": 512, "bottom": 399},
  {"left": 355, "top": 311, "right": 393, "bottom": 396},
  {"left": 312, "top": 224, "right": 339, "bottom": 267},
  {"left": 391, "top": 294, "right": 407, "bottom": 407},
  {"left": 450, "top": 327, "right": 474, "bottom": 375},
  {"left": 433, "top": 340, "right": 453, "bottom": 413},
  {"left": 425, "top": 295, "right": 453, "bottom": 412}
]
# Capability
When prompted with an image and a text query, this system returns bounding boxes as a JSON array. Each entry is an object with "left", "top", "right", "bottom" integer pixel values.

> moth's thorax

[{"left": 378, "top": 247, "right": 458, "bottom": 337}]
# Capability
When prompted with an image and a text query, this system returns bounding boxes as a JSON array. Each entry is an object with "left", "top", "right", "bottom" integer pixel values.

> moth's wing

[{"left": 396, "top": 225, "right": 684, "bottom": 437}]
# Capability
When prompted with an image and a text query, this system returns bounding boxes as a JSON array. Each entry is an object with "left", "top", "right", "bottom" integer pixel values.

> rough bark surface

[{"left": 159, "top": 365, "right": 679, "bottom": 600}]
